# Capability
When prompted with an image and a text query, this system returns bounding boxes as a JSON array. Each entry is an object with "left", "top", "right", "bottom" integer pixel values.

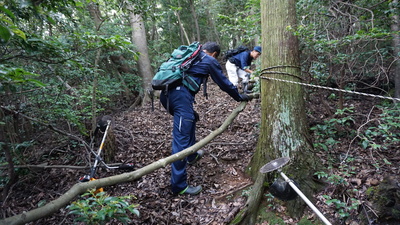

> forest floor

[{"left": 1, "top": 80, "right": 399, "bottom": 225}]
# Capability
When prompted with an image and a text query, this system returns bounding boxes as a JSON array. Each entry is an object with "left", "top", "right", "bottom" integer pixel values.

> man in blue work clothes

[
  {"left": 160, "top": 42, "right": 250, "bottom": 195},
  {"left": 226, "top": 46, "right": 262, "bottom": 93}
]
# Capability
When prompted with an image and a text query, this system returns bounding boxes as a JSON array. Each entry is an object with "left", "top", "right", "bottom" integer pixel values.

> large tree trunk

[
  {"left": 129, "top": 11, "right": 154, "bottom": 107},
  {"left": 391, "top": 0, "right": 400, "bottom": 99},
  {"left": 239, "top": 1, "right": 323, "bottom": 224}
]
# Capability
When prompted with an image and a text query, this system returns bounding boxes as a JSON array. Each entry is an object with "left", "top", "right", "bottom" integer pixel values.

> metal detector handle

[
  {"left": 280, "top": 172, "right": 332, "bottom": 225},
  {"left": 90, "top": 120, "right": 111, "bottom": 178}
]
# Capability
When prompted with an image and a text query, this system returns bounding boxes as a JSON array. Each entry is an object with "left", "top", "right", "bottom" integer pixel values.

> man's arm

[
  {"left": 208, "top": 59, "right": 247, "bottom": 101},
  {"left": 244, "top": 67, "right": 253, "bottom": 74}
]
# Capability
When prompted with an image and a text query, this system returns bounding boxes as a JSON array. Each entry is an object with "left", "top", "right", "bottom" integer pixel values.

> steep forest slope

[
  {"left": 2, "top": 79, "right": 399, "bottom": 225},
  {"left": 2, "top": 81, "right": 261, "bottom": 224}
]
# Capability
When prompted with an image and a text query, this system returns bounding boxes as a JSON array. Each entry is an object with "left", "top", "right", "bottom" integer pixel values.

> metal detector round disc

[{"left": 260, "top": 157, "right": 290, "bottom": 173}]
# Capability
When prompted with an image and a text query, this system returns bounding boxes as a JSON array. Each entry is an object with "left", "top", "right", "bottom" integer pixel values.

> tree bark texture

[
  {"left": 391, "top": 0, "right": 400, "bottom": 99},
  {"left": 240, "top": 0, "right": 323, "bottom": 224},
  {"left": 129, "top": 11, "right": 154, "bottom": 107}
]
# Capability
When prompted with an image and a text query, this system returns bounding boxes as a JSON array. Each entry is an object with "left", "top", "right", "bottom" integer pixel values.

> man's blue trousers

[{"left": 160, "top": 85, "right": 198, "bottom": 193}]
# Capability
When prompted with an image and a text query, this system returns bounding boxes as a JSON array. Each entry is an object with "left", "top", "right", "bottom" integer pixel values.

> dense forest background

[{"left": 1, "top": 0, "right": 400, "bottom": 224}]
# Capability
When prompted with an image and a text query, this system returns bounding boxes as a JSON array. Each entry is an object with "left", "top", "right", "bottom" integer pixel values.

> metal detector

[
  {"left": 260, "top": 157, "right": 332, "bottom": 225},
  {"left": 79, "top": 119, "right": 134, "bottom": 183}
]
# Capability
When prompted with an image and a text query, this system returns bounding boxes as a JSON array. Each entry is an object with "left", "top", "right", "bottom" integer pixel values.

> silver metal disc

[{"left": 260, "top": 157, "right": 290, "bottom": 173}]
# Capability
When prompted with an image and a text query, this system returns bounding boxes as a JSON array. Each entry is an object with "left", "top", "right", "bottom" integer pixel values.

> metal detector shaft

[
  {"left": 279, "top": 172, "right": 332, "bottom": 225},
  {"left": 89, "top": 120, "right": 111, "bottom": 178}
]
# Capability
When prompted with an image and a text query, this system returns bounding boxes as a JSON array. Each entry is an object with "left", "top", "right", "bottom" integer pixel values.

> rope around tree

[{"left": 260, "top": 71, "right": 400, "bottom": 102}]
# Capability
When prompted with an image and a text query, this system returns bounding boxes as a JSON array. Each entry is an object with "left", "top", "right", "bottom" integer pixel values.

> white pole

[
  {"left": 280, "top": 172, "right": 332, "bottom": 225},
  {"left": 90, "top": 120, "right": 111, "bottom": 177}
]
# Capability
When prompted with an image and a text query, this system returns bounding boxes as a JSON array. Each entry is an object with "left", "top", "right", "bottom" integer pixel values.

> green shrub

[
  {"left": 67, "top": 190, "right": 140, "bottom": 225},
  {"left": 311, "top": 107, "right": 355, "bottom": 152}
]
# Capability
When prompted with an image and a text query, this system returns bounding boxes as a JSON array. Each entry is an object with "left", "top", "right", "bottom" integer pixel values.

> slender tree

[
  {"left": 129, "top": 7, "right": 154, "bottom": 107},
  {"left": 87, "top": 1, "right": 103, "bottom": 133},
  {"left": 189, "top": 0, "right": 200, "bottom": 41}
]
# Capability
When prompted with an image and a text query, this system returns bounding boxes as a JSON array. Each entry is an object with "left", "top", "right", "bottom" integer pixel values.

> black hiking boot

[{"left": 187, "top": 150, "right": 204, "bottom": 165}]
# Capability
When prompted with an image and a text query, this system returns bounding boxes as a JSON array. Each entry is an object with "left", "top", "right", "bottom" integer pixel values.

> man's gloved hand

[{"left": 240, "top": 93, "right": 251, "bottom": 101}]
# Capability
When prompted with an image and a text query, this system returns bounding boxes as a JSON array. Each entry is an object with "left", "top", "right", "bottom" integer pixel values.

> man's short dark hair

[{"left": 202, "top": 42, "right": 221, "bottom": 57}]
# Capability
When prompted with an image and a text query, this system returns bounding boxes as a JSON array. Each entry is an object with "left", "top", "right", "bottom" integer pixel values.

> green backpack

[{"left": 151, "top": 42, "right": 202, "bottom": 93}]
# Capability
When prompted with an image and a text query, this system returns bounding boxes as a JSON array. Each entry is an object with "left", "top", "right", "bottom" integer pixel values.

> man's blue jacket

[
  {"left": 230, "top": 50, "right": 252, "bottom": 70},
  {"left": 187, "top": 51, "right": 243, "bottom": 101}
]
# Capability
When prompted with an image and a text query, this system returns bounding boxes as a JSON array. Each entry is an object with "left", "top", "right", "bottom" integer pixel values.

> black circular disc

[{"left": 269, "top": 178, "right": 299, "bottom": 201}]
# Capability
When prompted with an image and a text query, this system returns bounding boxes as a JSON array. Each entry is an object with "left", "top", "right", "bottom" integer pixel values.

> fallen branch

[{"left": 0, "top": 101, "right": 248, "bottom": 225}]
